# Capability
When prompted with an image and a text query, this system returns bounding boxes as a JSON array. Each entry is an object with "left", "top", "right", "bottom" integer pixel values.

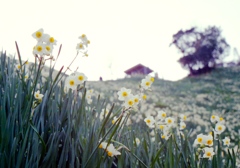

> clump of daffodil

[
  {"left": 193, "top": 133, "right": 215, "bottom": 160},
  {"left": 140, "top": 75, "right": 154, "bottom": 90},
  {"left": 77, "top": 34, "right": 90, "bottom": 57},
  {"left": 32, "top": 28, "right": 57, "bottom": 62},
  {"left": 143, "top": 111, "right": 188, "bottom": 141},
  {"left": 193, "top": 133, "right": 214, "bottom": 148},
  {"left": 64, "top": 72, "right": 88, "bottom": 91},
  {"left": 116, "top": 75, "right": 154, "bottom": 113},
  {"left": 193, "top": 114, "right": 230, "bottom": 161},
  {"left": 210, "top": 114, "right": 226, "bottom": 139}
]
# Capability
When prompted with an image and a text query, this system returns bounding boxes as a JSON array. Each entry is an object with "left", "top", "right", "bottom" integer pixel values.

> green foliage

[{"left": 0, "top": 50, "right": 238, "bottom": 168}]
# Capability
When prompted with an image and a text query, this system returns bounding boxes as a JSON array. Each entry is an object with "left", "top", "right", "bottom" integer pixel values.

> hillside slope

[{"left": 87, "top": 67, "right": 240, "bottom": 139}]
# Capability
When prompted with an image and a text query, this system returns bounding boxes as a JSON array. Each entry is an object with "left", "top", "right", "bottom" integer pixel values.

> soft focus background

[{"left": 1, "top": 0, "right": 240, "bottom": 81}]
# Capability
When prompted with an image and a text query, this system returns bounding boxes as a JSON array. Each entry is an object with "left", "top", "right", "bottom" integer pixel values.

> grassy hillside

[{"left": 87, "top": 67, "right": 240, "bottom": 141}]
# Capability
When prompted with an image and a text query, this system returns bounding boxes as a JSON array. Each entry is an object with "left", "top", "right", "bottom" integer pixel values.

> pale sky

[{"left": 1, "top": 0, "right": 240, "bottom": 81}]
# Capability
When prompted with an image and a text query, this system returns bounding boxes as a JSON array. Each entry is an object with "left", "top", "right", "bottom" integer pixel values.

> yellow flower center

[
  {"left": 206, "top": 152, "right": 211, "bottom": 157},
  {"left": 82, "top": 34, "right": 86, "bottom": 38},
  {"left": 207, "top": 140, "right": 213, "bottom": 145},
  {"left": 167, "top": 119, "right": 172, "bottom": 124},
  {"left": 145, "top": 82, "right": 150, "bottom": 86},
  {"left": 49, "top": 37, "right": 55, "bottom": 43},
  {"left": 122, "top": 92, "right": 128, "bottom": 97},
  {"left": 36, "top": 31, "right": 42, "bottom": 38},
  {"left": 128, "top": 100, "right": 133, "bottom": 106},
  {"left": 99, "top": 144, "right": 103, "bottom": 148},
  {"left": 159, "top": 125, "right": 164, "bottom": 130},
  {"left": 146, "top": 119, "right": 151, "bottom": 124},
  {"left": 161, "top": 135, "right": 165, "bottom": 139},
  {"left": 220, "top": 117, "right": 223, "bottom": 121},
  {"left": 87, "top": 40, "right": 90, "bottom": 44},
  {"left": 107, "top": 151, "right": 113, "bottom": 157},
  {"left": 162, "top": 113, "right": 166, "bottom": 117},
  {"left": 69, "top": 80, "right": 75, "bottom": 86},
  {"left": 37, "top": 46, "right": 42, "bottom": 52},
  {"left": 17, "top": 65, "right": 21, "bottom": 69},
  {"left": 46, "top": 46, "right": 51, "bottom": 51},
  {"left": 78, "top": 76, "right": 84, "bottom": 81},
  {"left": 218, "top": 126, "right": 222, "bottom": 131},
  {"left": 134, "top": 98, "right": 139, "bottom": 103},
  {"left": 79, "top": 44, "right": 83, "bottom": 48},
  {"left": 225, "top": 140, "right": 229, "bottom": 144},
  {"left": 211, "top": 115, "right": 215, "bottom": 119},
  {"left": 35, "top": 94, "right": 39, "bottom": 98},
  {"left": 197, "top": 137, "right": 202, "bottom": 143},
  {"left": 183, "top": 115, "right": 187, "bottom": 120},
  {"left": 142, "top": 95, "right": 147, "bottom": 100}
]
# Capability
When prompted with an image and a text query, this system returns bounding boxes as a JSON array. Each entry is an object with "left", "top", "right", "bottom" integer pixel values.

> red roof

[{"left": 124, "top": 64, "right": 153, "bottom": 75}]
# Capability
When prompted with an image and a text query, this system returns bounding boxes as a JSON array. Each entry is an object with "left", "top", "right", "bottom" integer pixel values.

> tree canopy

[{"left": 170, "top": 26, "right": 230, "bottom": 76}]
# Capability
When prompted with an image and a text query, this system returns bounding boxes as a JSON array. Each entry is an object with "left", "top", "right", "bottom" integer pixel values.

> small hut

[{"left": 124, "top": 64, "right": 153, "bottom": 77}]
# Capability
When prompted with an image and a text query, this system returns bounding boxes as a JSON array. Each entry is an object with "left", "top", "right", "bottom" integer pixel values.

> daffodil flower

[
  {"left": 106, "top": 144, "right": 121, "bottom": 157},
  {"left": 193, "top": 133, "right": 204, "bottom": 146},
  {"left": 179, "top": 114, "right": 187, "bottom": 121},
  {"left": 165, "top": 117, "right": 175, "bottom": 127},
  {"left": 33, "top": 43, "right": 45, "bottom": 56},
  {"left": 123, "top": 94, "right": 135, "bottom": 108},
  {"left": 179, "top": 121, "right": 186, "bottom": 130},
  {"left": 74, "top": 72, "right": 88, "bottom": 85},
  {"left": 117, "top": 87, "right": 131, "bottom": 101},
  {"left": 34, "top": 90, "right": 44, "bottom": 100},
  {"left": 42, "top": 34, "right": 57, "bottom": 45},
  {"left": 144, "top": 116, "right": 155, "bottom": 128},
  {"left": 222, "top": 137, "right": 230, "bottom": 147},
  {"left": 202, "top": 134, "right": 213, "bottom": 146},
  {"left": 134, "top": 138, "right": 140, "bottom": 146},
  {"left": 32, "top": 28, "right": 44, "bottom": 41},
  {"left": 65, "top": 75, "right": 77, "bottom": 90},
  {"left": 157, "top": 110, "right": 167, "bottom": 121},
  {"left": 202, "top": 147, "right": 215, "bottom": 160},
  {"left": 76, "top": 42, "right": 85, "bottom": 50},
  {"left": 215, "top": 123, "right": 226, "bottom": 134},
  {"left": 210, "top": 115, "right": 220, "bottom": 123},
  {"left": 141, "top": 78, "right": 152, "bottom": 90}
]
